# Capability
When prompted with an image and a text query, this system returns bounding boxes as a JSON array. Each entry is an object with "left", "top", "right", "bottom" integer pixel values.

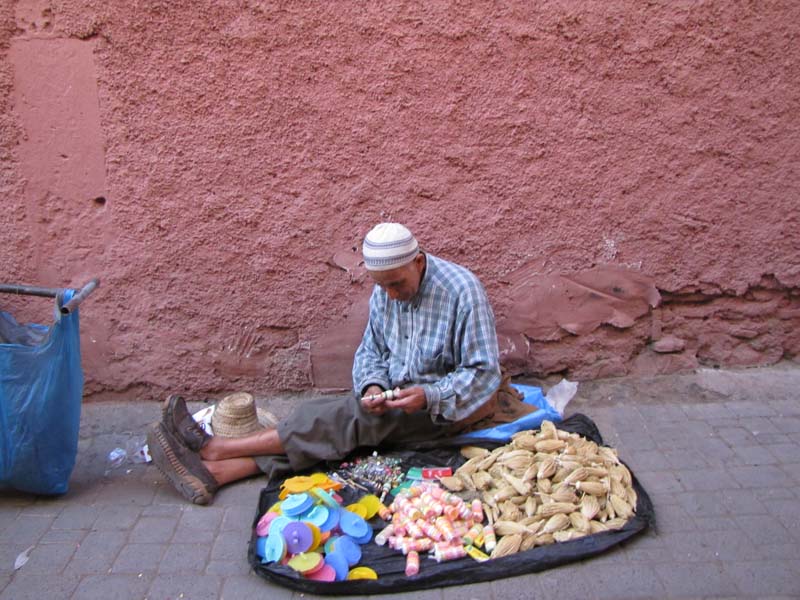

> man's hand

[
  {"left": 361, "top": 385, "right": 388, "bottom": 415},
  {"left": 385, "top": 386, "right": 427, "bottom": 414}
]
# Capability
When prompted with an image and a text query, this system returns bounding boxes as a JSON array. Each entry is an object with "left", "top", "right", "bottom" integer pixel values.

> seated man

[{"left": 147, "top": 222, "right": 528, "bottom": 505}]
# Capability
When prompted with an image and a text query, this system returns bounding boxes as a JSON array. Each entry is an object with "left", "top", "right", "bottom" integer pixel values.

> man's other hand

[
  {"left": 385, "top": 386, "right": 427, "bottom": 414},
  {"left": 360, "top": 385, "right": 388, "bottom": 415}
]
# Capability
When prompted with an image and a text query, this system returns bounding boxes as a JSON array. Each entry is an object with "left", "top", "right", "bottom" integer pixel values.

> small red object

[{"left": 422, "top": 467, "right": 452, "bottom": 479}]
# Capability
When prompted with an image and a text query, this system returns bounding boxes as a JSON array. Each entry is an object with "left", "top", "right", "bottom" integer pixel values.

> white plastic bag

[{"left": 544, "top": 378, "right": 578, "bottom": 417}]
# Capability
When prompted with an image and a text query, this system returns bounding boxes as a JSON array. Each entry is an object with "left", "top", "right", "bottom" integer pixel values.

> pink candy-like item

[
  {"left": 406, "top": 485, "right": 424, "bottom": 498},
  {"left": 483, "top": 525, "right": 497, "bottom": 552},
  {"left": 454, "top": 523, "right": 470, "bottom": 539},
  {"left": 375, "top": 523, "right": 395, "bottom": 546},
  {"left": 405, "top": 520, "right": 424, "bottom": 539},
  {"left": 401, "top": 537, "right": 433, "bottom": 554},
  {"left": 440, "top": 491, "right": 462, "bottom": 506},
  {"left": 432, "top": 541, "right": 456, "bottom": 554},
  {"left": 471, "top": 499, "right": 484, "bottom": 523},
  {"left": 464, "top": 523, "right": 484, "bottom": 546},
  {"left": 434, "top": 516, "right": 458, "bottom": 542},
  {"left": 380, "top": 481, "right": 484, "bottom": 567},
  {"left": 393, "top": 522, "right": 408, "bottom": 537},
  {"left": 433, "top": 544, "right": 467, "bottom": 563},
  {"left": 405, "top": 550, "right": 420, "bottom": 576},
  {"left": 457, "top": 503, "right": 472, "bottom": 520},
  {"left": 417, "top": 519, "right": 443, "bottom": 541},
  {"left": 443, "top": 505, "right": 460, "bottom": 522}
]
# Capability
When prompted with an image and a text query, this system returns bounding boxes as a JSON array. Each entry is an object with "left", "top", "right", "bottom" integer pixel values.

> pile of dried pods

[{"left": 439, "top": 420, "right": 637, "bottom": 558}]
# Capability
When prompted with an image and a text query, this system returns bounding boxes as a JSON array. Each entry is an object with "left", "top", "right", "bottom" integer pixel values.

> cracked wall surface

[{"left": 1, "top": 1, "right": 798, "bottom": 399}]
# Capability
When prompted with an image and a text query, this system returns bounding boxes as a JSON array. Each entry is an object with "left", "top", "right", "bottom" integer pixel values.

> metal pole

[
  {"left": 60, "top": 278, "right": 100, "bottom": 314},
  {"left": 0, "top": 283, "right": 61, "bottom": 298},
  {"left": 0, "top": 278, "right": 100, "bottom": 314}
]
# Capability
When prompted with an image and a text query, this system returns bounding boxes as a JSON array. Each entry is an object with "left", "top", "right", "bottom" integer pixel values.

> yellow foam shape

[
  {"left": 288, "top": 551, "right": 323, "bottom": 574},
  {"left": 307, "top": 523, "right": 322, "bottom": 551},
  {"left": 347, "top": 566, "right": 378, "bottom": 580},
  {"left": 357, "top": 494, "right": 381, "bottom": 519},
  {"left": 345, "top": 503, "right": 368, "bottom": 519},
  {"left": 282, "top": 476, "right": 315, "bottom": 494}
]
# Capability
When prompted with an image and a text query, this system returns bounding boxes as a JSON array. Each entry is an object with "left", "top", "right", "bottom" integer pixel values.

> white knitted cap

[{"left": 362, "top": 223, "right": 419, "bottom": 271}]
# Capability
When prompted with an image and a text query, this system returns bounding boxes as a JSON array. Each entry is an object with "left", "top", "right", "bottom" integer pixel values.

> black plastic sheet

[{"left": 249, "top": 413, "right": 655, "bottom": 595}]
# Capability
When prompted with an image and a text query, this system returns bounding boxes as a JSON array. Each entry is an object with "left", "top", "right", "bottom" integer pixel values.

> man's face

[{"left": 368, "top": 254, "right": 425, "bottom": 302}]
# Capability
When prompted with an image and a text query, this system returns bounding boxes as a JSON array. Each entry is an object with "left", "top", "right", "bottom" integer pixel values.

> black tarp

[{"left": 248, "top": 413, "right": 655, "bottom": 595}]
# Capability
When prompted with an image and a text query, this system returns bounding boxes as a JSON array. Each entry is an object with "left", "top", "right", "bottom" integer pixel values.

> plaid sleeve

[
  {"left": 351, "top": 288, "right": 392, "bottom": 396},
  {"left": 422, "top": 293, "right": 501, "bottom": 423}
]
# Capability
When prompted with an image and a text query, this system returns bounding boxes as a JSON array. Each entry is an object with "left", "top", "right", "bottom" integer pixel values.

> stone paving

[{"left": 1, "top": 363, "right": 799, "bottom": 599}]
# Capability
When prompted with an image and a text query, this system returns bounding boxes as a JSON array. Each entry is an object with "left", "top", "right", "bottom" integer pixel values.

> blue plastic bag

[
  {"left": 0, "top": 290, "right": 83, "bottom": 494},
  {"left": 459, "top": 383, "right": 562, "bottom": 442}
]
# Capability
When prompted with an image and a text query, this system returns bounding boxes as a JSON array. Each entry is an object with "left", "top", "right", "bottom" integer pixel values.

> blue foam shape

[
  {"left": 325, "top": 550, "right": 349, "bottom": 581},
  {"left": 319, "top": 506, "right": 340, "bottom": 532},
  {"left": 334, "top": 535, "right": 362, "bottom": 566},
  {"left": 353, "top": 525, "right": 373, "bottom": 545},
  {"left": 255, "top": 536, "right": 267, "bottom": 559}
]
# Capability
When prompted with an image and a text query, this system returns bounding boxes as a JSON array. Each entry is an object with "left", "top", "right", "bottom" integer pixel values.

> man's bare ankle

[{"left": 199, "top": 443, "right": 218, "bottom": 461}]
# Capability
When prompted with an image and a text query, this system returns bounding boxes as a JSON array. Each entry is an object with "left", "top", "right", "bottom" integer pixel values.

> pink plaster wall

[{"left": 2, "top": 1, "right": 798, "bottom": 400}]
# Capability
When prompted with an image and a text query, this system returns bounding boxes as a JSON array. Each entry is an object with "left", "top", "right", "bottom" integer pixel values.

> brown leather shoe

[
  {"left": 147, "top": 422, "right": 218, "bottom": 505},
  {"left": 161, "top": 394, "right": 210, "bottom": 452}
]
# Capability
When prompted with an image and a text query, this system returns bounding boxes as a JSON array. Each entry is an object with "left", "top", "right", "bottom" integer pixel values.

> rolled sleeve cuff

[{"left": 421, "top": 383, "right": 442, "bottom": 421}]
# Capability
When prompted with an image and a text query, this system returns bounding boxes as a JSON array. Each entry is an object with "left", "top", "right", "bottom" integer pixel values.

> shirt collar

[{"left": 411, "top": 253, "right": 432, "bottom": 309}]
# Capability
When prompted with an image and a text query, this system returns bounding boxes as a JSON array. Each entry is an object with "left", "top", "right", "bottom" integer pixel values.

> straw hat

[{"left": 211, "top": 392, "right": 277, "bottom": 438}]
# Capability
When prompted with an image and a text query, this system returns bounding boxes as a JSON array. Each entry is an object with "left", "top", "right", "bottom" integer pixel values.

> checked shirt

[{"left": 352, "top": 253, "right": 502, "bottom": 424}]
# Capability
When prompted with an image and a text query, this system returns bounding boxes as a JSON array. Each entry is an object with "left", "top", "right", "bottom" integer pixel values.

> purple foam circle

[{"left": 282, "top": 521, "right": 313, "bottom": 555}]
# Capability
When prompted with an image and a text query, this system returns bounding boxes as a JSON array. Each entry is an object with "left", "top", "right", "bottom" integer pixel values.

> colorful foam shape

[
  {"left": 268, "top": 515, "right": 293, "bottom": 535},
  {"left": 310, "top": 487, "right": 340, "bottom": 509},
  {"left": 357, "top": 494, "right": 381, "bottom": 519},
  {"left": 282, "top": 475, "right": 315, "bottom": 494},
  {"left": 338, "top": 509, "right": 370, "bottom": 539},
  {"left": 303, "top": 505, "right": 330, "bottom": 529},
  {"left": 309, "top": 472, "right": 330, "bottom": 486},
  {"left": 334, "top": 535, "right": 362, "bottom": 566},
  {"left": 255, "top": 511, "right": 280, "bottom": 537},
  {"left": 347, "top": 566, "right": 378, "bottom": 580},
  {"left": 319, "top": 506, "right": 340, "bottom": 532},
  {"left": 353, "top": 526, "right": 373, "bottom": 545},
  {"left": 345, "top": 503, "right": 368, "bottom": 519},
  {"left": 324, "top": 535, "right": 340, "bottom": 555},
  {"left": 254, "top": 535, "right": 268, "bottom": 559},
  {"left": 261, "top": 532, "right": 287, "bottom": 564},
  {"left": 282, "top": 521, "right": 314, "bottom": 555},
  {"left": 324, "top": 550, "right": 350, "bottom": 581},
  {"left": 306, "top": 563, "right": 337, "bottom": 581},
  {"left": 307, "top": 523, "right": 322, "bottom": 552},
  {"left": 281, "top": 492, "right": 313, "bottom": 517},
  {"left": 288, "top": 551, "right": 324, "bottom": 574}
]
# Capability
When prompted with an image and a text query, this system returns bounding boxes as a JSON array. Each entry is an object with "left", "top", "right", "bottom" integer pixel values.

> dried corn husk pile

[{"left": 439, "top": 420, "right": 637, "bottom": 558}]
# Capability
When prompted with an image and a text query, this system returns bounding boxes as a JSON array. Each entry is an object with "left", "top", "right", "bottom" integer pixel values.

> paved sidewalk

[{"left": 1, "top": 364, "right": 799, "bottom": 599}]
